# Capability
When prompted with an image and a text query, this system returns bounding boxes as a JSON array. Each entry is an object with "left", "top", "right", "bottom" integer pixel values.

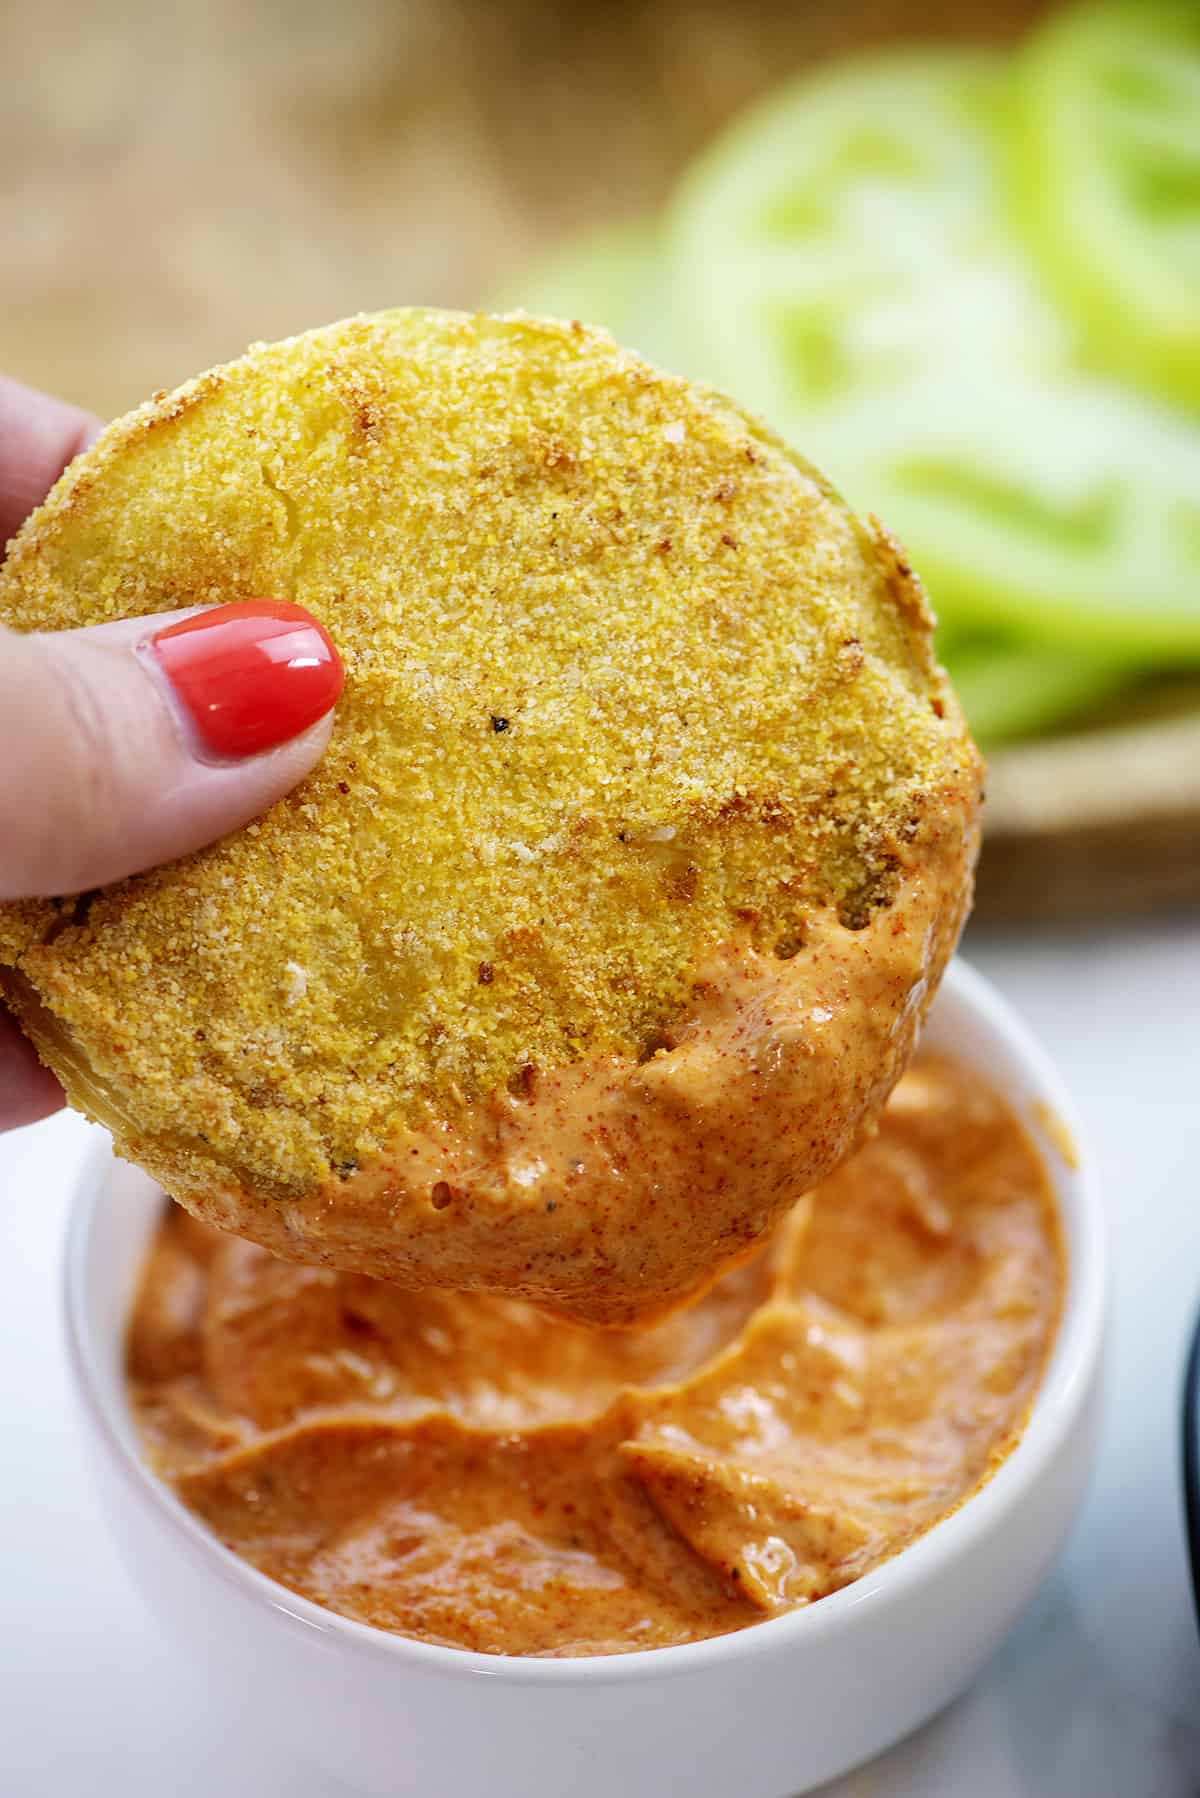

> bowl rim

[{"left": 63, "top": 956, "right": 1107, "bottom": 1688}]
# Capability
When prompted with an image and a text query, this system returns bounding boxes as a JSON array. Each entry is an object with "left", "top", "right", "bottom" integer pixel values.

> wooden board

[
  {"left": 2, "top": 0, "right": 1195, "bottom": 924},
  {"left": 976, "top": 682, "right": 1200, "bottom": 925}
]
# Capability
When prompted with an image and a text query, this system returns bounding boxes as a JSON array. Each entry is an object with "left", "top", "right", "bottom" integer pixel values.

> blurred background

[
  {"left": 2, "top": 1, "right": 1044, "bottom": 411},
  {"left": 4, "top": 9, "right": 1200, "bottom": 1796},
  {"left": 3, "top": 0, "right": 1199, "bottom": 921}
]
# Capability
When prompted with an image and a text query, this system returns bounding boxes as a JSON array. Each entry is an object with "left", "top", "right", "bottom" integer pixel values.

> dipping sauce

[{"left": 125, "top": 1053, "right": 1063, "bottom": 1657}]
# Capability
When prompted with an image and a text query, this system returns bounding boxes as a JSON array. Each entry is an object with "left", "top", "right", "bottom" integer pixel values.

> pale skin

[{"left": 0, "top": 376, "right": 337, "bottom": 1130}]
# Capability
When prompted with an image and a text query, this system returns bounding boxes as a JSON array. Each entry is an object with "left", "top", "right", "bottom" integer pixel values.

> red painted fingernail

[{"left": 147, "top": 601, "right": 344, "bottom": 760}]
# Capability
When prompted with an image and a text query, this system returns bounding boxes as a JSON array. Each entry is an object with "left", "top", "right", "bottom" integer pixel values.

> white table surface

[{"left": 3, "top": 919, "right": 1199, "bottom": 1798}]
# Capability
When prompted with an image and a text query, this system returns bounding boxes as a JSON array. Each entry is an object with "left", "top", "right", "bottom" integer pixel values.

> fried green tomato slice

[{"left": 0, "top": 310, "right": 981, "bottom": 1323}]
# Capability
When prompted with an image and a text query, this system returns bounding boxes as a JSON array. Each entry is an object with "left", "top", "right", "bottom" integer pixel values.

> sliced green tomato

[
  {"left": 491, "top": 220, "right": 658, "bottom": 337},
  {"left": 665, "top": 51, "right": 1200, "bottom": 656},
  {"left": 495, "top": 217, "right": 1139, "bottom": 744},
  {"left": 943, "top": 640, "right": 1129, "bottom": 748},
  {"left": 490, "top": 220, "right": 682, "bottom": 371},
  {"left": 1014, "top": 0, "right": 1200, "bottom": 411}
]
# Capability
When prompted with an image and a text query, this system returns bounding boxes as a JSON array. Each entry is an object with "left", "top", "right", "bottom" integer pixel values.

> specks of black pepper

[
  {"left": 477, "top": 961, "right": 494, "bottom": 985},
  {"left": 491, "top": 715, "right": 510, "bottom": 733},
  {"left": 72, "top": 891, "right": 99, "bottom": 934},
  {"left": 667, "top": 862, "right": 700, "bottom": 903},
  {"left": 837, "top": 900, "right": 872, "bottom": 932},
  {"left": 334, "top": 1159, "right": 359, "bottom": 1179},
  {"left": 545, "top": 1199, "right": 557, "bottom": 1214},
  {"left": 616, "top": 829, "right": 631, "bottom": 844},
  {"left": 337, "top": 780, "right": 351, "bottom": 794},
  {"left": 507, "top": 1062, "right": 537, "bottom": 1099},
  {"left": 340, "top": 1306, "right": 377, "bottom": 1337},
  {"left": 44, "top": 887, "right": 100, "bottom": 942}
]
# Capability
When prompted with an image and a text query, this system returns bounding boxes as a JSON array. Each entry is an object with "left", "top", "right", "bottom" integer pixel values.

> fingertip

[
  {"left": 144, "top": 598, "right": 345, "bottom": 762},
  {"left": 0, "top": 377, "right": 104, "bottom": 548},
  {"left": 0, "top": 1012, "right": 65, "bottom": 1131},
  {"left": 263, "top": 699, "right": 338, "bottom": 782},
  {"left": 0, "top": 610, "right": 343, "bottom": 898}
]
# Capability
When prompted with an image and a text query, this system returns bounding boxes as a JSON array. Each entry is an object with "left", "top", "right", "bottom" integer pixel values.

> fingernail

[{"left": 145, "top": 601, "right": 344, "bottom": 760}]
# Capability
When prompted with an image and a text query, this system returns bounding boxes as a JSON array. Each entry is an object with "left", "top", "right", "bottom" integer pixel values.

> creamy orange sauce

[{"left": 125, "top": 1053, "right": 1062, "bottom": 1657}]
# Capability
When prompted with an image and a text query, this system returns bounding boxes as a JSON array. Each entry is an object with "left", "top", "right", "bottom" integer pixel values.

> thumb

[{"left": 0, "top": 600, "right": 344, "bottom": 900}]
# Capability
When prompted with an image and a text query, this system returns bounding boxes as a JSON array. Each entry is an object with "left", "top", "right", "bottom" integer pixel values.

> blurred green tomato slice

[
  {"left": 667, "top": 51, "right": 1200, "bottom": 655},
  {"left": 943, "top": 640, "right": 1129, "bottom": 748},
  {"left": 500, "top": 217, "right": 1126, "bottom": 742},
  {"left": 1014, "top": 0, "right": 1200, "bottom": 412},
  {"left": 492, "top": 219, "right": 680, "bottom": 369},
  {"left": 492, "top": 220, "right": 657, "bottom": 336}
]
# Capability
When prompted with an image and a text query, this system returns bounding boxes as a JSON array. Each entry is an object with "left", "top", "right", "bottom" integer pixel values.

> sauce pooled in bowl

[{"left": 125, "top": 1053, "right": 1062, "bottom": 1656}]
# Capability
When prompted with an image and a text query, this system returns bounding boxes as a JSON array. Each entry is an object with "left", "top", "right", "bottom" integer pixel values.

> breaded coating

[{"left": 0, "top": 311, "right": 981, "bottom": 1321}]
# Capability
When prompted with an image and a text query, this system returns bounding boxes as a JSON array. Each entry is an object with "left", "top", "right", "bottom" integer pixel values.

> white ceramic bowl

[{"left": 63, "top": 959, "right": 1105, "bottom": 1798}]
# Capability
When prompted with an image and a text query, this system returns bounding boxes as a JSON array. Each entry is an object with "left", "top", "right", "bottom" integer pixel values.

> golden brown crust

[{"left": 0, "top": 309, "right": 980, "bottom": 1318}]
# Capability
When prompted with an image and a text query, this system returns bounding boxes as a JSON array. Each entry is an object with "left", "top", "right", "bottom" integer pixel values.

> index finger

[{"left": 0, "top": 376, "right": 103, "bottom": 550}]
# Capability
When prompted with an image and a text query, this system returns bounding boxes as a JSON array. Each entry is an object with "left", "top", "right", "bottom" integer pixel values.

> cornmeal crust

[{"left": 0, "top": 310, "right": 981, "bottom": 1320}]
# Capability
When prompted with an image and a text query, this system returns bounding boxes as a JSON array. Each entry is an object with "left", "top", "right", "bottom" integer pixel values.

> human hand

[{"left": 0, "top": 376, "right": 344, "bottom": 1129}]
